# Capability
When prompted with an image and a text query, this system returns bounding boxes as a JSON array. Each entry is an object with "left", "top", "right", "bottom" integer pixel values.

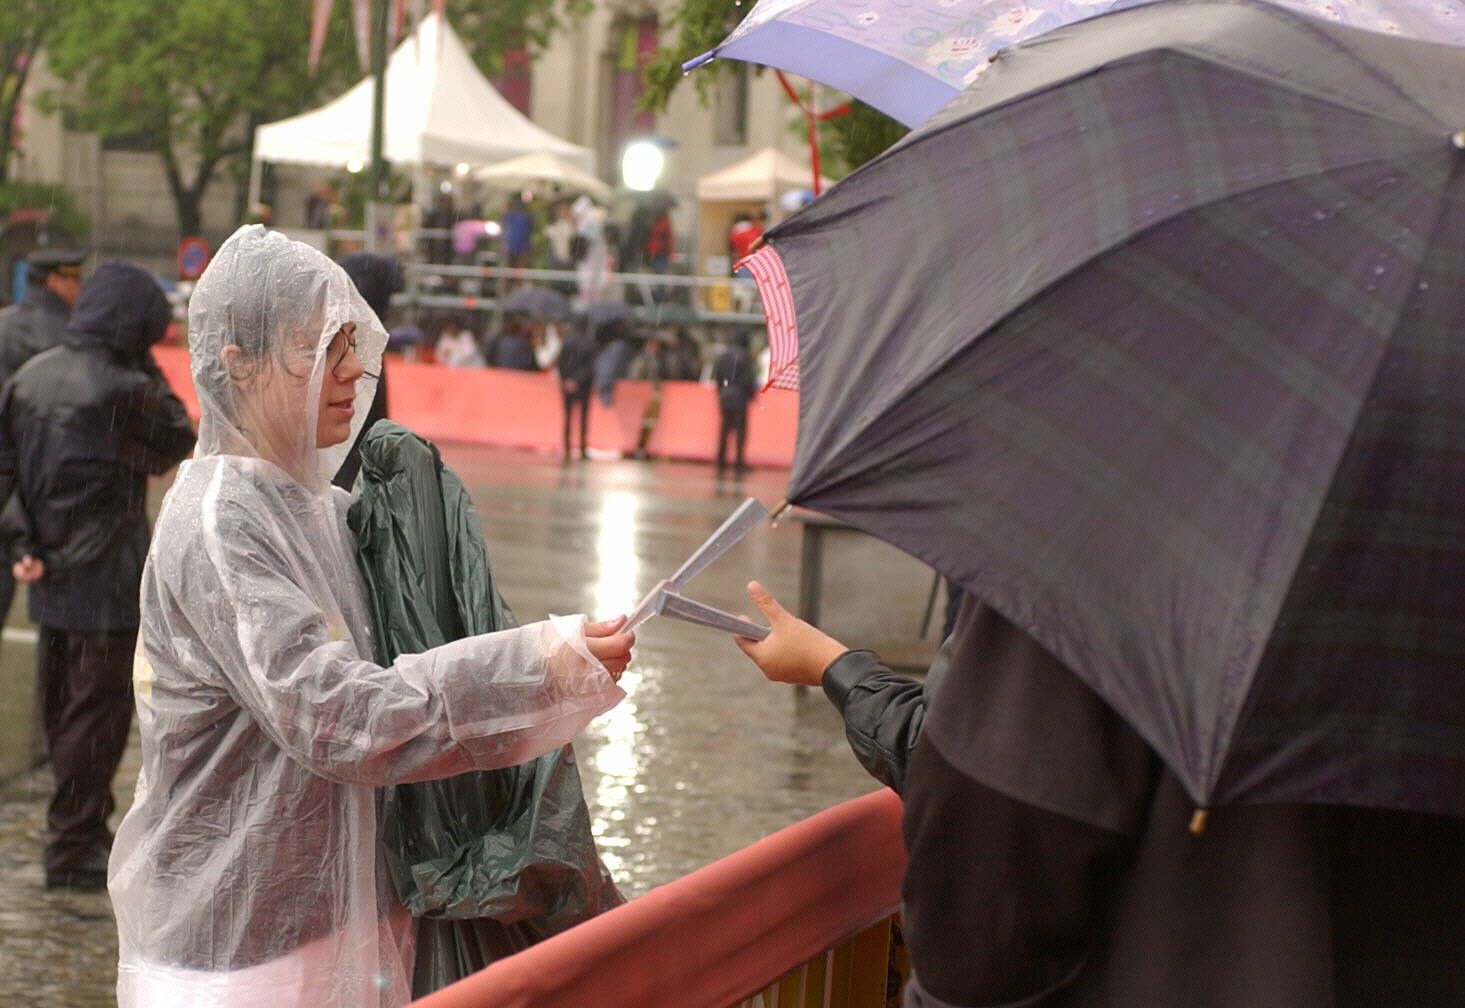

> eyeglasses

[{"left": 323, "top": 329, "right": 380, "bottom": 381}]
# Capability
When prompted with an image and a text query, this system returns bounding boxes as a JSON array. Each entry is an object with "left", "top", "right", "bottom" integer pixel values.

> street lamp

[{"left": 621, "top": 139, "right": 665, "bottom": 192}]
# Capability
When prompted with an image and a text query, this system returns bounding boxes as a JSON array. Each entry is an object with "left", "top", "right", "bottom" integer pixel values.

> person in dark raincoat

[
  {"left": 557, "top": 318, "right": 596, "bottom": 460},
  {"left": 0, "top": 251, "right": 86, "bottom": 603},
  {"left": 0, "top": 248, "right": 86, "bottom": 387},
  {"left": 0, "top": 249, "right": 87, "bottom": 763},
  {"left": 332, "top": 250, "right": 400, "bottom": 489},
  {"left": 734, "top": 583, "right": 1465, "bottom": 1007},
  {"left": 0, "top": 260, "right": 196, "bottom": 891},
  {"left": 712, "top": 330, "right": 757, "bottom": 476}
]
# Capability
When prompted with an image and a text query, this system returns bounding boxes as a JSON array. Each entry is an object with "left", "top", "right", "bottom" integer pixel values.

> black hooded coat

[{"left": 0, "top": 261, "right": 195, "bottom": 630}]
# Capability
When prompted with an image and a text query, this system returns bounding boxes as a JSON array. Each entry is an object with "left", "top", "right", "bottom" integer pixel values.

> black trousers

[
  {"left": 38, "top": 625, "right": 136, "bottom": 875},
  {"left": 717, "top": 405, "right": 749, "bottom": 472},
  {"left": 562, "top": 389, "right": 591, "bottom": 458}
]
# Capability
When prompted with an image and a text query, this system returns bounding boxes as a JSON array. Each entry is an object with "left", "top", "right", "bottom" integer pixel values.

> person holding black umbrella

[
  {"left": 736, "top": 575, "right": 1465, "bottom": 1007},
  {"left": 728, "top": 2, "right": 1465, "bottom": 1002}
]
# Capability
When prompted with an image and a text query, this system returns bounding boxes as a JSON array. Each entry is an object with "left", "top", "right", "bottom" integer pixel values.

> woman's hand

[
  {"left": 735, "top": 581, "right": 848, "bottom": 687},
  {"left": 584, "top": 615, "right": 634, "bottom": 681}
]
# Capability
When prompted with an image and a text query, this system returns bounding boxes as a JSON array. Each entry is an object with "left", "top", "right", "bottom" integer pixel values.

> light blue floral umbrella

[{"left": 686, "top": 0, "right": 1465, "bottom": 127}]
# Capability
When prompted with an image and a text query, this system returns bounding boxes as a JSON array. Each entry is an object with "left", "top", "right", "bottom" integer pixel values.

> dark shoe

[{"left": 45, "top": 869, "right": 107, "bottom": 893}]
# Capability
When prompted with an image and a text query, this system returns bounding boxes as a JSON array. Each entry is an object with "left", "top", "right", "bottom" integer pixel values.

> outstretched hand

[
  {"left": 584, "top": 615, "right": 634, "bottom": 681},
  {"left": 734, "top": 581, "right": 848, "bottom": 687}
]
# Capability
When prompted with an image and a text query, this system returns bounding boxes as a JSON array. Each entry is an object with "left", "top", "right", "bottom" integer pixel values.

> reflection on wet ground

[{"left": 0, "top": 446, "right": 934, "bottom": 1005}]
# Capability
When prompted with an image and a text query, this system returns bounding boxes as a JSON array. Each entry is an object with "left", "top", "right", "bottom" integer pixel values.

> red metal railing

[{"left": 411, "top": 788, "right": 906, "bottom": 1008}]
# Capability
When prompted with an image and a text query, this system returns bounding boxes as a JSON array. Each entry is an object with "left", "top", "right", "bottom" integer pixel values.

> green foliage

[
  {"left": 0, "top": 182, "right": 91, "bottom": 241},
  {"left": 641, "top": 0, "right": 744, "bottom": 114},
  {"left": 818, "top": 102, "right": 909, "bottom": 177},
  {"left": 37, "top": 0, "right": 591, "bottom": 237},
  {"left": 43, "top": 0, "right": 365, "bottom": 235},
  {"left": 447, "top": 0, "right": 593, "bottom": 76},
  {"left": 641, "top": 0, "right": 907, "bottom": 173}
]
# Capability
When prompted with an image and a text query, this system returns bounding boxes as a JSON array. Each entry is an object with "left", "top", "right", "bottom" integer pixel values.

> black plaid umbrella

[{"left": 755, "top": 0, "right": 1465, "bottom": 817}]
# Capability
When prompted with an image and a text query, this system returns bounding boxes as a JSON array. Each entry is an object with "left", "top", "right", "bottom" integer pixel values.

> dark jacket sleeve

[
  {"left": 115, "top": 374, "right": 197, "bottom": 475},
  {"left": 821, "top": 650, "right": 926, "bottom": 793},
  {"left": 0, "top": 384, "right": 24, "bottom": 559}
]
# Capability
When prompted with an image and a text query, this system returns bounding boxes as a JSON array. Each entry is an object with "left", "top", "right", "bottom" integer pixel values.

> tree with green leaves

[
  {"left": 43, "top": 0, "right": 363, "bottom": 238},
  {"left": 448, "top": 0, "right": 593, "bottom": 77},
  {"left": 0, "top": 0, "right": 51, "bottom": 185},
  {"left": 641, "top": 0, "right": 907, "bottom": 177},
  {"left": 42, "top": 0, "right": 589, "bottom": 240}
]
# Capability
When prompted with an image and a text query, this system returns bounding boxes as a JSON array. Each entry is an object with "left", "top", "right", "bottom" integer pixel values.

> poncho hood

[{"left": 188, "top": 225, "right": 386, "bottom": 490}]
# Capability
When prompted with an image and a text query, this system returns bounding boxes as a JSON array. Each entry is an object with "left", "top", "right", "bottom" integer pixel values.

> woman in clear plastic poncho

[{"left": 109, "top": 226, "right": 632, "bottom": 1007}]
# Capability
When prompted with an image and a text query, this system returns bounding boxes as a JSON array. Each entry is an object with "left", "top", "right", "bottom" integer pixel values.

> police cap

[{"left": 26, "top": 248, "right": 86, "bottom": 279}]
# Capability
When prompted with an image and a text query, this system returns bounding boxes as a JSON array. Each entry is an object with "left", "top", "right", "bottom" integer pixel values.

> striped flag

[
  {"left": 308, "top": 0, "right": 334, "bottom": 74},
  {"left": 736, "top": 244, "right": 800, "bottom": 391},
  {"left": 351, "top": 0, "right": 372, "bottom": 72}
]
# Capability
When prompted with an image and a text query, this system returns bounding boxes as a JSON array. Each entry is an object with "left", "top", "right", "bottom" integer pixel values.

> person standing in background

[
  {"left": 557, "top": 318, "right": 596, "bottom": 461},
  {"left": 332, "top": 251, "right": 402, "bottom": 490},
  {"left": 0, "top": 249, "right": 86, "bottom": 387},
  {"left": 713, "top": 330, "right": 757, "bottom": 477},
  {"left": 727, "top": 211, "right": 764, "bottom": 268},
  {"left": 501, "top": 194, "right": 534, "bottom": 270},
  {"left": 0, "top": 248, "right": 87, "bottom": 767},
  {"left": 0, "top": 262, "right": 196, "bottom": 892}
]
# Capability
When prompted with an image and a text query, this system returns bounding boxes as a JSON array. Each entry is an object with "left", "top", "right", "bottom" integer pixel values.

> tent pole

[
  {"left": 367, "top": 0, "right": 390, "bottom": 251},
  {"left": 247, "top": 157, "right": 263, "bottom": 215}
]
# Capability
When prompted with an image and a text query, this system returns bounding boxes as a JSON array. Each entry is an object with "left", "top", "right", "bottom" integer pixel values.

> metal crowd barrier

[{"left": 401, "top": 262, "right": 768, "bottom": 327}]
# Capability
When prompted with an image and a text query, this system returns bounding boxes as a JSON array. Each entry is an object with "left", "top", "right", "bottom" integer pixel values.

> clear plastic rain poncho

[{"left": 109, "top": 225, "right": 625, "bottom": 1007}]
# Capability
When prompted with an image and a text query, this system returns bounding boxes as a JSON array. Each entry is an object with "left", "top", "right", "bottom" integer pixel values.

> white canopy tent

[
  {"left": 473, "top": 151, "right": 612, "bottom": 202},
  {"left": 694, "top": 147, "right": 831, "bottom": 203},
  {"left": 253, "top": 12, "right": 591, "bottom": 178},
  {"left": 695, "top": 147, "right": 834, "bottom": 275}
]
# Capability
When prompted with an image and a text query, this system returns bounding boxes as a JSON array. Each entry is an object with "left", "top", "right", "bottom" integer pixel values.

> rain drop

[
  {"left": 1312, "top": 209, "right": 1327, "bottom": 221},
  {"left": 1373, "top": 265, "right": 1386, "bottom": 275},
  {"left": 1418, "top": 280, "right": 1430, "bottom": 290}
]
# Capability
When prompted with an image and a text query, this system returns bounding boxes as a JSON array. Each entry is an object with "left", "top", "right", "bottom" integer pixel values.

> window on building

[
  {"left": 608, "top": 15, "right": 659, "bottom": 165},
  {"left": 713, "top": 64, "right": 749, "bottom": 146},
  {"left": 494, "top": 31, "right": 533, "bottom": 117}
]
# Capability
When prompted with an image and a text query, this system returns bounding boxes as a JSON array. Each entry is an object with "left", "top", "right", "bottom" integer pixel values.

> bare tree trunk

[{"left": 0, "top": 42, "right": 39, "bottom": 185}]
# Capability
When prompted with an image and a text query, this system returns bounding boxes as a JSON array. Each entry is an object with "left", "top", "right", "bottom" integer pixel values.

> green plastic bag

[{"left": 348, "top": 421, "right": 622, "bottom": 996}]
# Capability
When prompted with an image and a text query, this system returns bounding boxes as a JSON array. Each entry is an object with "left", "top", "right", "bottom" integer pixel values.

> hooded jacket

[{"left": 0, "top": 261, "right": 195, "bottom": 630}]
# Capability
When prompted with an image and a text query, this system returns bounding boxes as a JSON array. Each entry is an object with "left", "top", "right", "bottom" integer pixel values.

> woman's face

[{"left": 317, "top": 323, "right": 365, "bottom": 448}]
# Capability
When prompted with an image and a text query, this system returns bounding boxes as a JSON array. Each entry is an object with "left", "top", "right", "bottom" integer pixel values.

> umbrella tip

[
  {"left": 1452, "top": 131, "right": 1465, "bottom": 150},
  {"left": 1188, "top": 808, "right": 1210, "bottom": 835},
  {"left": 770, "top": 499, "right": 791, "bottom": 526}
]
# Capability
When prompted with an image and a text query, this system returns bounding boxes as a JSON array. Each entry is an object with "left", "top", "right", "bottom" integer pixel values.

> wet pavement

[{"left": 0, "top": 445, "right": 939, "bottom": 1005}]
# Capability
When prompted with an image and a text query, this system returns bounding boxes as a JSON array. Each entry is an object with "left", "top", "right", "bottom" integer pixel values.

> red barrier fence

[
  {"left": 152, "top": 346, "right": 799, "bottom": 467},
  {"left": 411, "top": 789, "right": 906, "bottom": 1008}
]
